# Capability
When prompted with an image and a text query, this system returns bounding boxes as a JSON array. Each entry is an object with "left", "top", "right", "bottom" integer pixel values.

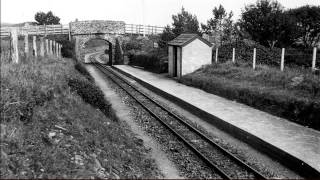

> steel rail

[
  {"left": 106, "top": 66, "right": 268, "bottom": 180},
  {"left": 93, "top": 62, "right": 231, "bottom": 180},
  {"left": 91, "top": 58, "right": 268, "bottom": 180}
]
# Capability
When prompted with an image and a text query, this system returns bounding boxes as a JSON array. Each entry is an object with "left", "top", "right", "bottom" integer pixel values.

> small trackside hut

[{"left": 168, "top": 34, "right": 213, "bottom": 78}]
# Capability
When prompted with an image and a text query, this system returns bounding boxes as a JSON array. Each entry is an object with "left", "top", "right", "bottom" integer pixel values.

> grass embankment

[
  {"left": 0, "top": 40, "right": 160, "bottom": 178},
  {"left": 180, "top": 62, "right": 320, "bottom": 130}
]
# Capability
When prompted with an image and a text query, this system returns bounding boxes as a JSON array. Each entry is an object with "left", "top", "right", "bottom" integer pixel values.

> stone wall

[{"left": 70, "top": 20, "right": 125, "bottom": 35}]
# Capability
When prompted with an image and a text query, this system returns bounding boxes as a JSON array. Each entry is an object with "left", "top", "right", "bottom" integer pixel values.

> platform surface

[{"left": 114, "top": 65, "right": 320, "bottom": 172}]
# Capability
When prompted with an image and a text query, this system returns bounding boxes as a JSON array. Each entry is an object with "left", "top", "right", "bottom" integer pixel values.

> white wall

[{"left": 181, "top": 38, "right": 212, "bottom": 76}]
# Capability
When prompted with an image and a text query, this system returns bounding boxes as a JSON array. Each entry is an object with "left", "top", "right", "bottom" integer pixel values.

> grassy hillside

[
  {"left": 180, "top": 62, "right": 320, "bottom": 130},
  {"left": 0, "top": 39, "right": 161, "bottom": 178}
]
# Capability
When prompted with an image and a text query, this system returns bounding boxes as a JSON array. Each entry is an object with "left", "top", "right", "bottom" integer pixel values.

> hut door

[{"left": 173, "top": 46, "right": 178, "bottom": 77}]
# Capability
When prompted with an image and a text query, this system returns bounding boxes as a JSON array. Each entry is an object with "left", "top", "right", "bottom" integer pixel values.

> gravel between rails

[
  {"left": 95, "top": 65, "right": 277, "bottom": 180},
  {"left": 109, "top": 67, "right": 284, "bottom": 179},
  {"left": 88, "top": 49, "right": 282, "bottom": 178},
  {"left": 98, "top": 68, "right": 221, "bottom": 178}
]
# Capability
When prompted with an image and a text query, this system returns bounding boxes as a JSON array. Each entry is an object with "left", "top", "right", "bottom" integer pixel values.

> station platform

[{"left": 113, "top": 65, "right": 320, "bottom": 177}]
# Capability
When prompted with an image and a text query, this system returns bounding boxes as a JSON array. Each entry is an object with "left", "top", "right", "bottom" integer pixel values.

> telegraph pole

[{"left": 141, "top": 0, "right": 146, "bottom": 37}]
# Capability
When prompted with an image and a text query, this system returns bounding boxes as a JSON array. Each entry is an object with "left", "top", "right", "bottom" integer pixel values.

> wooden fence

[
  {"left": 125, "top": 24, "right": 164, "bottom": 35},
  {"left": 0, "top": 24, "right": 69, "bottom": 37},
  {"left": 1, "top": 24, "right": 164, "bottom": 38},
  {"left": 213, "top": 47, "right": 319, "bottom": 72}
]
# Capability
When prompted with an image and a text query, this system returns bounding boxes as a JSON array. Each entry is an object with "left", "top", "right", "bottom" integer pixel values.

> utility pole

[{"left": 141, "top": 0, "right": 146, "bottom": 37}]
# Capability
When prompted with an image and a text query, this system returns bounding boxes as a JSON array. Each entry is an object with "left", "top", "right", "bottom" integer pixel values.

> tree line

[{"left": 159, "top": 0, "right": 320, "bottom": 49}]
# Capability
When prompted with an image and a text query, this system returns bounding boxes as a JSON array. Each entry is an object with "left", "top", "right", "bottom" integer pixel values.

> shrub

[
  {"left": 60, "top": 40, "right": 75, "bottom": 58},
  {"left": 74, "top": 62, "right": 93, "bottom": 81},
  {"left": 67, "top": 78, "right": 115, "bottom": 119},
  {"left": 114, "top": 38, "right": 123, "bottom": 65},
  {"left": 216, "top": 40, "right": 281, "bottom": 66},
  {"left": 123, "top": 40, "right": 142, "bottom": 51},
  {"left": 128, "top": 53, "right": 167, "bottom": 73},
  {"left": 46, "top": 34, "right": 75, "bottom": 58}
]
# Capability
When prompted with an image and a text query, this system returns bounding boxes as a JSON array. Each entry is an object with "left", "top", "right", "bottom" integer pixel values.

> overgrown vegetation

[
  {"left": 67, "top": 77, "right": 115, "bottom": 120},
  {"left": 74, "top": 61, "right": 93, "bottom": 81},
  {"left": 114, "top": 38, "right": 123, "bottom": 64},
  {"left": 180, "top": 62, "right": 320, "bottom": 130},
  {"left": 0, "top": 39, "right": 161, "bottom": 178},
  {"left": 45, "top": 34, "right": 75, "bottom": 58},
  {"left": 128, "top": 49, "right": 168, "bottom": 73}
]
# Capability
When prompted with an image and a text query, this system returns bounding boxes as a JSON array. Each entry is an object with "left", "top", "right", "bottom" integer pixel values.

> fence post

[
  {"left": 56, "top": 43, "right": 59, "bottom": 57},
  {"left": 49, "top": 40, "right": 52, "bottom": 55},
  {"left": 312, "top": 47, "right": 317, "bottom": 71},
  {"left": 215, "top": 48, "right": 219, "bottom": 63},
  {"left": 53, "top": 41, "right": 56, "bottom": 55},
  {"left": 281, "top": 48, "right": 285, "bottom": 71},
  {"left": 253, "top": 48, "right": 256, "bottom": 70},
  {"left": 24, "top": 32, "right": 29, "bottom": 57},
  {"left": 33, "top": 36, "right": 37, "bottom": 57},
  {"left": 59, "top": 44, "right": 62, "bottom": 58},
  {"left": 11, "top": 30, "right": 19, "bottom": 63},
  {"left": 40, "top": 37, "right": 45, "bottom": 57},
  {"left": 232, "top": 48, "right": 235, "bottom": 63},
  {"left": 68, "top": 23, "right": 72, "bottom": 41},
  {"left": 45, "top": 39, "right": 49, "bottom": 56},
  {"left": 45, "top": 24, "right": 47, "bottom": 37},
  {"left": 48, "top": 40, "right": 51, "bottom": 55}
]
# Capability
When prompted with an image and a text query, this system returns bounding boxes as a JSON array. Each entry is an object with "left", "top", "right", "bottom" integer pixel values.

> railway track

[{"left": 91, "top": 58, "right": 269, "bottom": 180}]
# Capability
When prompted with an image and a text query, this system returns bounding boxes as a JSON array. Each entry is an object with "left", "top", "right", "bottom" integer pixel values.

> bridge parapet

[{"left": 70, "top": 20, "right": 125, "bottom": 35}]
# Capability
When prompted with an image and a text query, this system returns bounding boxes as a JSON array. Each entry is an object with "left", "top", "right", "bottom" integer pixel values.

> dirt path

[{"left": 84, "top": 54, "right": 183, "bottom": 178}]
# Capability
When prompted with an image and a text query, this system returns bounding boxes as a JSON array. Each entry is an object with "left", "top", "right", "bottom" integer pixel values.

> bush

[
  {"left": 114, "top": 38, "right": 123, "bottom": 65},
  {"left": 216, "top": 40, "right": 281, "bottom": 66},
  {"left": 128, "top": 52, "right": 168, "bottom": 73},
  {"left": 67, "top": 78, "right": 114, "bottom": 119},
  {"left": 74, "top": 62, "right": 93, "bottom": 81},
  {"left": 60, "top": 40, "right": 75, "bottom": 58},
  {"left": 123, "top": 40, "right": 142, "bottom": 51},
  {"left": 46, "top": 34, "right": 75, "bottom": 58}
]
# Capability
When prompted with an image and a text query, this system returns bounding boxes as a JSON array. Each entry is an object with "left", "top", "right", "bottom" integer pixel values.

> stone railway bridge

[
  {"left": 1, "top": 20, "right": 164, "bottom": 64},
  {"left": 71, "top": 20, "right": 126, "bottom": 64}
]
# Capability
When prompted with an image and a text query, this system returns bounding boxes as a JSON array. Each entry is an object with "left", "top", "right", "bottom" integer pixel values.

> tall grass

[{"left": 0, "top": 38, "right": 160, "bottom": 178}]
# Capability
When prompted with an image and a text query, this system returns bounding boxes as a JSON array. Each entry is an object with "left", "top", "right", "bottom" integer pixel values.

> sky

[{"left": 1, "top": 0, "right": 319, "bottom": 26}]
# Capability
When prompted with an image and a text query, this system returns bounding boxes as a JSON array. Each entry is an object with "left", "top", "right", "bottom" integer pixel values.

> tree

[
  {"left": 35, "top": 11, "right": 60, "bottom": 25},
  {"left": 287, "top": 5, "right": 320, "bottom": 47},
  {"left": 158, "top": 8, "right": 200, "bottom": 48},
  {"left": 114, "top": 38, "right": 123, "bottom": 65},
  {"left": 172, "top": 7, "right": 200, "bottom": 36},
  {"left": 239, "top": 0, "right": 298, "bottom": 48},
  {"left": 158, "top": 25, "right": 176, "bottom": 48},
  {"left": 202, "top": 5, "right": 234, "bottom": 45}
]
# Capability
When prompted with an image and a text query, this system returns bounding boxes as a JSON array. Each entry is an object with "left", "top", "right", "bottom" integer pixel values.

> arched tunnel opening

[{"left": 83, "top": 38, "right": 112, "bottom": 65}]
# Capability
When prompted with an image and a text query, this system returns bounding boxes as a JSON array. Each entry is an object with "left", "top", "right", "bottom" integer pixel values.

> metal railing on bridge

[
  {"left": 125, "top": 24, "right": 164, "bottom": 35},
  {"left": 1, "top": 23, "right": 165, "bottom": 38}
]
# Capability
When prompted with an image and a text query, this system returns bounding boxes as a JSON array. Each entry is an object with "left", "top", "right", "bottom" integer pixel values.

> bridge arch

[{"left": 70, "top": 20, "right": 125, "bottom": 63}]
